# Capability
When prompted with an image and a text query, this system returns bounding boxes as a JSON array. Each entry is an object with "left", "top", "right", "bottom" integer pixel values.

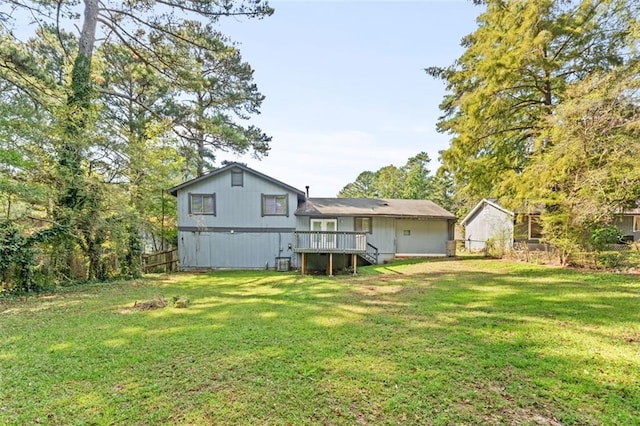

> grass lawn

[{"left": 1, "top": 258, "right": 639, "bottom": 425}]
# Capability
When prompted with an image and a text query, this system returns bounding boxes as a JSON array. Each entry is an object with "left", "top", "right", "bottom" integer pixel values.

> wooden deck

[
  {"left": 293, "top": 231, "right": 367, "bottom": 253},
  {"left": 293, "top": 231, "right": 378, "bottom": 275}
]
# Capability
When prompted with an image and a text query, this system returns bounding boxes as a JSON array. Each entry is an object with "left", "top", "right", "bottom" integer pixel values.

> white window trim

[{"left": 634, "top": 216, "right": 640, "bottom": 232}]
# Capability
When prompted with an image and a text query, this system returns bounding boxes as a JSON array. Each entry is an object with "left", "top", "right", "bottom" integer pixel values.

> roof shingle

[{"left": 296, "top": 198, "right": 456, "bottom": 219}]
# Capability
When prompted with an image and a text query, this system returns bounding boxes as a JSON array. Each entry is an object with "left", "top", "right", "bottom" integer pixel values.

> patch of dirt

[{"left": 119, "top": 296, "right": 168, "bottom": 313}]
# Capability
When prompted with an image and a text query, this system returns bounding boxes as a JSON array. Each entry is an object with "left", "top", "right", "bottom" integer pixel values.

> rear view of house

[
  {"left": 294, "top": 198, "right": 456, "bottom": 272},
  {"left": 169, "top": 163, "right": 457, "bottom": 272},
  {"left": 168, "top": 163, "right": 305, "bottom": 269}
]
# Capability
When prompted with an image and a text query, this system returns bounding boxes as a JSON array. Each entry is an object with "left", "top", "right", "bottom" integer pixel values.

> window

[
  {"left": 634, "top": 216, "right": 640, "bottom": 232},
  {"left": 262, "top": 194, "right": 288, "bottom": 216},
  {"left": 529, "top": 215, "right": 543, "bottom": 239},
  {"left": 354, "top": 217, "right": 372, "bottom": 233},
  {"left": 403, "top": 230, "right": 411, "bottom": 236},
  {"left": 189, "top": 193, "right": 216, "bottom": 215},
  {"left": 231, "top": 170, "right": 243, "bottom": 187}
]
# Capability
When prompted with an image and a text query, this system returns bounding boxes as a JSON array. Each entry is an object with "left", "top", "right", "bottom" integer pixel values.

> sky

[{"left": 216, "top": 0, "right": 481, "bottom": 197}]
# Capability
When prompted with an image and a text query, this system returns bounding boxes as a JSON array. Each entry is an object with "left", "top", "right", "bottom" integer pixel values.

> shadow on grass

[{"left": 1, "top": 263, "right": 639, "bottom": 424}]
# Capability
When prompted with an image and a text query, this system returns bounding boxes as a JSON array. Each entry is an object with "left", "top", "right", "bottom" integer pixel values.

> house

[
  {"left": 615, "top": 208, "right": 640, "bottom": 242},
  {"left": 462, "top": 199, "right": 640, "bottom": 251},
  {"left": 295, "top": 197, "right": 457, "bottom": 273},
  {"left": 168, "top": 163, "right": 305, "bottom": 270},
  {"left": 168, "top": 163, "right": 457, "bottom": 273}
]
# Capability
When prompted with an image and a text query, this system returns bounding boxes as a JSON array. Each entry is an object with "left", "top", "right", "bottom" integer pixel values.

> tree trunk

[{"left": 55, "top": 0, "right": 100, "bottom": 279}]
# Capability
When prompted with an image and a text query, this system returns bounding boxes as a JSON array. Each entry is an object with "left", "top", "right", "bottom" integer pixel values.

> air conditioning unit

[{"left": 275, "top": 257, "right": 291, "bottom": 272}]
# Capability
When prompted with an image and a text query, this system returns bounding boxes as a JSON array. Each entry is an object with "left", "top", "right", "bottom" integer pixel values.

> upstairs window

[
  {"left": 189, "top": 193, "right": 216, "bottom": 215},
  {"left": 354, "top": 217, "right": 372, "bottom": 233},
  {"left": 231, "top": 170, "right": 243, "bottom": 187},
  {"left": 262, "top": 194, "right": 288, "bottom": 216}
]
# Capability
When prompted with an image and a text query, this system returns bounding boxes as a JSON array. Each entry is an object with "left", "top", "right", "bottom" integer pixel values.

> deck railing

[{"left": 293, "top": 231, "right": 368, "bottom": 253}]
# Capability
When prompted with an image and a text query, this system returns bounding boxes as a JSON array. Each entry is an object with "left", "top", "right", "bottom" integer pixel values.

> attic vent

[{"left": 231, "top": 169, "right": 243, "bottom": 187}]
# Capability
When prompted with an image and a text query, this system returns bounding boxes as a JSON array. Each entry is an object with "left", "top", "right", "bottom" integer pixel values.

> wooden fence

[{"left": 142, "top": 249, "right": 178, "bottom": 273}]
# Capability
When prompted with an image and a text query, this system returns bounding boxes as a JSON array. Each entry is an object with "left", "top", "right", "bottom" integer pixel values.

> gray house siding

[
  {"left": 368, "top": 217, "right": 396, "bottom": 263},
  {"left": 177, "top": 168, "right": 299, "bottom": 229},
  {"left": 174, "top": 166, "right": 302, "bottom": 269},
  {"left": 463, "top": 201, "right": 514, "bottom": 251},
  {"left": 172, "top": 167, "right": 456, "bottom": 271},
  {"left": 295, "top": 215, "right": 450, "bottom": 265},
  {"left": 179, "top": 231, "right": 295, "bottom": 269},
  {"left": 395, "top": 218, "right": 449, "bottom": 255},
  {"left": 615, "top": 215, "right": 640, "bottom": 242}
]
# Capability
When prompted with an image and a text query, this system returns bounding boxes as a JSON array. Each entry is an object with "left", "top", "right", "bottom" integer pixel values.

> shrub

[
  {"left": 596, "top": 251, "right": 627, "bottom": 269},
  {"left": 590, "top": 225, "right": 624, "bottom": 252},
  {"left": 0, "top": 221, "right": 38, "bottom": 293}
]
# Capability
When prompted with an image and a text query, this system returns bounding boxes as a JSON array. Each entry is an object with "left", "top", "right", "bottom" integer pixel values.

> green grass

[{"left": 1, "top": 259, "right": 639, "bottom": 425}]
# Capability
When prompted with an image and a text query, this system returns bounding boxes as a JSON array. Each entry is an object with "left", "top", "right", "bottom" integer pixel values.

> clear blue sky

[{"left": 218, "top": 0, "right": 481, "bottom": 196}]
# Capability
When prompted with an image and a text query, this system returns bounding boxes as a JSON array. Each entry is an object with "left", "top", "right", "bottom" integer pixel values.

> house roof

[
  {"left": 296, "top": 198, "right": 456, "bottom": 219},
  {"left": 461, "top": 199, "right": 514, "bottom": 226},
  {"left": 167, "top": 162, "right": 306, "bottom": 198}
]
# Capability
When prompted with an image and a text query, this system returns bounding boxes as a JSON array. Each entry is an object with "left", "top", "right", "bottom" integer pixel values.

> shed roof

[
  {"left": 461, "top": 199, "right": 514, "bottom": 226},
  {"left": 296, "top": 198, "right": 456, "bottom": 219},
  {"left": 167, "top": 162, "right": 306, "bottom": 198}
]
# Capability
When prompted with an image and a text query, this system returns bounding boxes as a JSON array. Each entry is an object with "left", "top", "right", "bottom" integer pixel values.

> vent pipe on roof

[{"left": 305, "top": 186, "right": 309, "bottom": 198}]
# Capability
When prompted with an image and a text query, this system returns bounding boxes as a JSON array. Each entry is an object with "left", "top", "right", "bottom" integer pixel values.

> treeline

[
  {"left": 0, "top": 1, "right": 272, "bottom": 292},
  {"left": 337, "top": 152, "right": 455, "bottom": 212},
  {"left": 429, "top": 0, "right": 640, "bottom": 262}
]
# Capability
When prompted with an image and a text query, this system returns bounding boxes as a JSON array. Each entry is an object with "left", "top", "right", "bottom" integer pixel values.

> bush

[
  {"left": 596, "top": 251, "right": 628, "bottom": 269},
  {"left": 0, "top": 221, "right": 38, "bottom": 293},
  {"left": 590, "top": 225, "right": 624, "bottom": 252}
]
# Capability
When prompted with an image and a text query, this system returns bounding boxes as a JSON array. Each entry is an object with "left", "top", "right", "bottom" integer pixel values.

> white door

[{"left": 310, "top": 219, "right": 337, "bottom": 249}]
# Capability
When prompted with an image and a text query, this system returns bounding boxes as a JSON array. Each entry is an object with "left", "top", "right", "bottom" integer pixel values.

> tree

[
  {"left": 337, "top": 153, "right": 446, "bottom": 202},
  {"left": 167, "top": 21, "right": 271, "bottom": 177},
  {"left": 428, "top": 0, "right": 638, "bottom": 202},
  {"left": 512, "top": 62, "right": 640, "bottom": 263},
  {"left": 402, "top": 152, "right": 434, "bottom": 199},
  {"left": 338, "top": 171, "right": 379, "bottom": 198},
  {"left": 376, "top": 165, "right": 405, "bottom": 199},
  {"left": 0, "top": 0, "right": 273, "bottom": 283}
]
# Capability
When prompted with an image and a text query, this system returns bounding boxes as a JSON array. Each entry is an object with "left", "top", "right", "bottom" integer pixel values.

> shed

[{"left": 461, "top": 199, "right": 514, "bottom": 251}]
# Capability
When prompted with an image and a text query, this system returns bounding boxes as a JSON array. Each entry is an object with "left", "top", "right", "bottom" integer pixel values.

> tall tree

[
  {"left": 428, "top": 0, "right": 638, "bottom": 203},
  {"left": 0, "top": 0, "right": 273, "bottom": 282},
  {"left": 513, "top": 62, "right": 640, "bottom": 262},
  {"left": 168, "top": 21, "right": 271, "bottom": 177},
  {"left": 402, "top": 152, "right": 434, "bottom": 199}
]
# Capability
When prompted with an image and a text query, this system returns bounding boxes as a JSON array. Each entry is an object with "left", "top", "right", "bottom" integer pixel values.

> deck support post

[
  {"left": 328, "top": 253, "right": 333, "bottom": 276},
  {"left": 352, "top": 253, "right": 357, "bottom": 275},
  {"left": 301, "top": 253, "right": 306, "bottom": 275}
]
